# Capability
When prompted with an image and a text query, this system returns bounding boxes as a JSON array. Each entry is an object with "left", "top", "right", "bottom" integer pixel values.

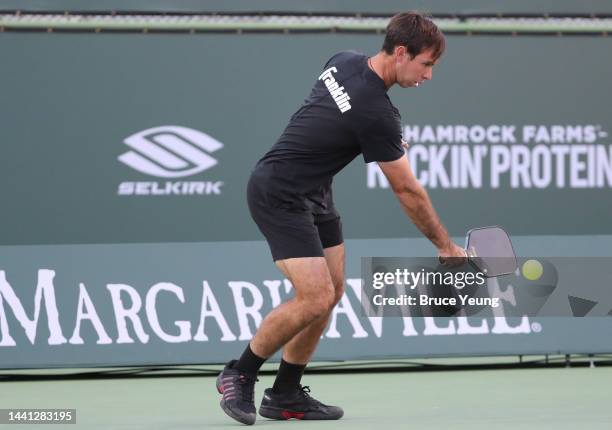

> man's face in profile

[{"left": 394, "top": 47, "right": 437, "bottom": 88}]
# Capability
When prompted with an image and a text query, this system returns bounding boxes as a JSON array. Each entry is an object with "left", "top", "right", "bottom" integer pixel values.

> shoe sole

[
  {"left": 217, "top": 372, "right": 256, "bottom": 425},
  {"left": 259, "top": 405, "right": 343, "bottom": 420},
  {"left": 220, "top": 399, "right": 256, "bottom": 425}
]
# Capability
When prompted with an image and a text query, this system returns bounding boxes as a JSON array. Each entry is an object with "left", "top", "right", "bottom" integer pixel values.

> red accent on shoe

[
  {"left": 218, "top": 385, "right": 224, "bottom": 394},
  {"left": 281, "top": 410, "right": 305, "bottom": 420}
]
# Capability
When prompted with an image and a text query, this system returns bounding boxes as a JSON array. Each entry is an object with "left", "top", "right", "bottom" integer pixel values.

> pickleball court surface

[{"left": 1, "top": 359, "right": 611, "bottom": 429}]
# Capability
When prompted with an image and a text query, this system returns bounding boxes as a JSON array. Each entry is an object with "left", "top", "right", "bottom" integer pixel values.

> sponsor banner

[
  {"left": 1, "top": 236, "right": 612, "bottom": 369},
  {"left": 368, "top": 124, "right": 611, "bottom": 190},
  {"left": 1, "top": 34, "right": 611, "bottom": 245}
]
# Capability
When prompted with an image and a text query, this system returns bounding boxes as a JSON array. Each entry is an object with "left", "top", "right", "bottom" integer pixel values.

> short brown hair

[{"left": 382, "top": 12, "right": 445, "bottom": 60}]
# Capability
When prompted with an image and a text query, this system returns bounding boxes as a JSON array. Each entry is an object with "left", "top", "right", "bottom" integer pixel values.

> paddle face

[{"left": 465, "top": 226, "right": 517, "bottom": 277}]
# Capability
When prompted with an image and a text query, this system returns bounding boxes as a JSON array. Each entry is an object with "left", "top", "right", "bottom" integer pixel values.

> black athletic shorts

[{"left": 247, "top": 173, "right": 343, "bottom": 262}]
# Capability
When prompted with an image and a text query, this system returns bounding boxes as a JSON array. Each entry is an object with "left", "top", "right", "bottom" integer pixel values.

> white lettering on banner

[
  {"left": 490, "top": 145, "right": 511, "bottom": 188},
  {"left": 404, "top": 125, "right": 518, "bottom": 144},
  {"left": 263, "top": 280, "right": 283, "bottom": 308},
  {"left": 456, "top": 316, "right": 490, "bottom": 335},
  {"left": 423, "top": 317, "right": 456, "bottom": 335},
  {"left": 0, "top": 271, "right": 536, "bottom": 347},
  {"left": 106, "top": 284, "right": 150, "bottom": 344},
  {"left": 367, "top": 163, "right": 389, "bottom": 188},
  {"left": 402, "top": 317, "right": 419, "bottom": 336},
  {"left": 511, "top": 145, "right": 531, "bottom": 188},
  {"left": 0, "top": 270, "right": 67, "bottom": 346},
  {"left": 117, "top": 181, "right": 223, "bottom": 196},
  {"left": 368, "top": 124, "right": 611, "bottom": 189},
  {"left": 346, "top": 279, "right": 383, "bottom": 338},
  {"left": 146, "top": 283, "right": 192, "bottom": 343},
  {"left": 325, "top": 293, "right": 368, "bottom": 339},
  {"left": 69, "top": 283, "right": 112, "bottom": 345},
  {"left": 194, "top": 281, "right": 237, "bottom": 342},
  {"left": 522, "top": 125, "right": 598, "bottom": 143},
  {"left": 404, "top": 125, "right": 602, "bottom": 144},
  {"left": 228, "top": 282, "right": 264, "bottom": 341}
]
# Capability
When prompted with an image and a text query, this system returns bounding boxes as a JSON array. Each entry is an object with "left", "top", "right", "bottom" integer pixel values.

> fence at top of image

[{"left": 1, "top": 14, "right": 612, "bottom": 35}]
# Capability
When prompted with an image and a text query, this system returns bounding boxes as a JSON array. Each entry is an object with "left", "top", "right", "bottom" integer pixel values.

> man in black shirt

[{"left": 216, "top": 12, "right": 466, "bottom": 425}]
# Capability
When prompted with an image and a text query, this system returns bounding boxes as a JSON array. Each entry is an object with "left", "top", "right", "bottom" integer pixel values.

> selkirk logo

[
  {"left": 117, "top": 126, "right": 224, "bottom": 196},
  {"left": 118, "top": 125, "right": 223, "bottom": 178}
]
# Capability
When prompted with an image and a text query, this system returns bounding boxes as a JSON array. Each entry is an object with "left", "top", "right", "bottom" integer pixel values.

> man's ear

[
  {"left": 394, "top": 45, "right": 411, "bottom": 62},
  {"left": 394, "top": 45, "right": 405, "bottom": 59}
]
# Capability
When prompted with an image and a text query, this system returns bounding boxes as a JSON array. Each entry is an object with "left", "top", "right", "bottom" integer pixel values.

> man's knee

[
  {"left": 312, "top": 279, "right": 343, "bottom": 317},
  {"left": 300, "top": 282, "right": 335, "bottom": 320}
]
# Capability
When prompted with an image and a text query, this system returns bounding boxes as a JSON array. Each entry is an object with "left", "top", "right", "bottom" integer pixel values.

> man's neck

[{"left": 369, "top": 52, "right": 396, "bottom": 89}]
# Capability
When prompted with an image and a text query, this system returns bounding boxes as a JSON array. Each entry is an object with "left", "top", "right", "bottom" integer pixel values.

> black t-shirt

[{"left": 252, "top": 50, "right": 404, "bottom": 213}]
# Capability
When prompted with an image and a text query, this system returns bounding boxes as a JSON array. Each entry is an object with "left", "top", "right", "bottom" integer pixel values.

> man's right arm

[{"left": 377, "top": 154, "right": 465, "bottom": 261}]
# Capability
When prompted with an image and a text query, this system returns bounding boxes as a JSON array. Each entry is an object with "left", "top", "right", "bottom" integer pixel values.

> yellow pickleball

[{"left": 522, "top": 259, "right": 544, "bottom": 281}]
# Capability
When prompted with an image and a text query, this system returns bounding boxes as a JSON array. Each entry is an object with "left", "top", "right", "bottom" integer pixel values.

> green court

[{"left": 2, "top": 361, "right": 611, "bottom": 429}]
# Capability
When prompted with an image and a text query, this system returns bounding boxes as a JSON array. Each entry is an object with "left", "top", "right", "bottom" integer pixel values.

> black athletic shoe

[
  {"left": 216, "top": 360, "right": 258, "bottom": 425},
  {"left": 259, "top": 385, "right": 344, "bottom": 420}
]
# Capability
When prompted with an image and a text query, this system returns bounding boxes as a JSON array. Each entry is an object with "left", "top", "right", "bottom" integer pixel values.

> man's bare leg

[
  {"left": 257, "top": 244, "right": 346, "bottom": 421},
  {"left": 217, "top": 256, "right": 336, "bottom": 425},
  {"left": 280, "top": 244, "right": 345, "bottom": 364},
  {"left": 248, "top": 256, "right": 336, "bottom": 358}
]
